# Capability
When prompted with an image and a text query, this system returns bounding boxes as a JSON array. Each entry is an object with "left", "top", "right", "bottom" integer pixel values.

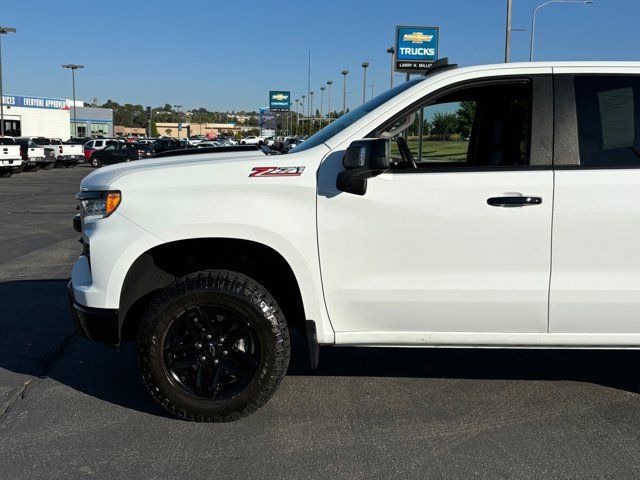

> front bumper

[{"left": 67, "top": 280, "right": 119, "bottom": 345}]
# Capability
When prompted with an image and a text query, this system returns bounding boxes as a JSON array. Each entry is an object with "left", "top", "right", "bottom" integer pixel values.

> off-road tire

[{"left": 136, "top": 270, "right": 290, "bottom": 422}]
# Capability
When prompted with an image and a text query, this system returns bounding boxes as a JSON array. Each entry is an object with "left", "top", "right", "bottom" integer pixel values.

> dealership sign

[
  {"left": 269, "top": 91, "right": 290, "bottom": 112},
  {"left": 1, "top": 94, "right": 69, "bottom": 110},
  {"left": 394, "top": 26, "right": 439, "bottom": 72}
]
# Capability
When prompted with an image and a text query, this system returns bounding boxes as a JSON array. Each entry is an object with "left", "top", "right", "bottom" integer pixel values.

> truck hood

[{"left": 80, "top": 149, "right": 268, "bottom": 190}]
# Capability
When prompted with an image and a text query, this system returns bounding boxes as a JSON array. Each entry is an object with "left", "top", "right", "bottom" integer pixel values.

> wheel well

[{"left": 119, "top": 239, "right": 307, "bottom": 344}]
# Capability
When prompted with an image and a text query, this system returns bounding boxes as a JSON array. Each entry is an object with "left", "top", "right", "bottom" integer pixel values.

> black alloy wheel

[{"left": 163, "top": 304, "right": 260, "bottom": 400}]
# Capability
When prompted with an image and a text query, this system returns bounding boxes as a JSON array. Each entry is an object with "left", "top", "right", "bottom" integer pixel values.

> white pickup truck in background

[
  {"left": 14, "top": 137, "right": 49, "bottom": 170},
  {"left": 0, "top": 137, "right": 23, "bottom": 177},
  {"left": 28, "top": 137, "right": 83, "bottom": 167},
  {"left": 53, "top": 139, "right": 84, "bottom": 167}
]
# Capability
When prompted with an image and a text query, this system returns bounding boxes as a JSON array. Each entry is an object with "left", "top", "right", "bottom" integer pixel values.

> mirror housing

[{"left": 336, "top": 139, "right": 389, "bottom": 195}]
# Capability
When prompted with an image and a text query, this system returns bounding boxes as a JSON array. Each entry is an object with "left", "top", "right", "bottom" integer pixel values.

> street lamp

[
  {"left": 530, "top": 0, "right": 594, "bottom": 61},
  {"left": 326, "top": 80, "right": 333, "bottom": 124},
  {"left": 386, "top": 47, "right": 395, "bottom": 88},
  {"left": 309, "top": 91, "right": 315, "bottom": 133},
  {"left": 173, "top": 104, "right": 182, "bottom": 139},
  {"left": 294, "top": 98, "right": 299, "bottom": 134},
  {"left": 341, "top": 70, "right": 349, "bottom": 115},
  {"left": 62, "top": 64, "right": 84, "bottom": 139},
  {"left": 361, "top": 62, "right": 369, "bottom": 104},
  {"left": 319, "top": 86, "right": 326, "bottom": 129},
  {"left": 0, "top": 27, "right": 17, "bottom": 137}
]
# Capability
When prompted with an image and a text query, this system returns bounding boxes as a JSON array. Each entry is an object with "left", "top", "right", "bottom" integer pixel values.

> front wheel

[
  {"left": 136, "top": 270, "right": 290, "bottom": 422},
  {"left": 90, "top": 157, "right": 101, "bottom": 168}
]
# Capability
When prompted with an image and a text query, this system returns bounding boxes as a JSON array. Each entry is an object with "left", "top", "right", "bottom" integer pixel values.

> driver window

[{"left": 387, "top": 81, "right": 531, "bottom": 169}]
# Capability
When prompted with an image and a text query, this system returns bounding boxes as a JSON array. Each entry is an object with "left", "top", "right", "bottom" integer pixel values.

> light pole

[
  {"left": 62, "top": 64, "right": 84, "bottom": 139},
  {"left": 361, "top": 62, "right": 369, "bottom": 104},
  {"left": 386, "top": 47, "right": 395, "bottom": 88},
  {"left": 326, "top": 80, "right": 333, "bottom": 124},
  {"left": 319, "top": 86, "right": 325, "bottom": 129},
  {"left": 173, "top": 104, "right": 182, "bottom": 139},
  {"left": 301, "top": 95, "right": 306, "bottom": 135},
  {"left": 341, "top": 70, "right": 349, "bottom": 115},
  {"left": 309, "top": 91, "right": 315, "bottom": 134},
  {"left": 530, "top": 0, "right": 594, "bottom": 61},
  {"left": 295, "top": 98, "right": 299, "bottom": 135},
  {"left": 505, "top": 0, "right": 513, "bottom": 62},
  {"left": 0, "top": 27, "right": 16, "bottom": 137}
]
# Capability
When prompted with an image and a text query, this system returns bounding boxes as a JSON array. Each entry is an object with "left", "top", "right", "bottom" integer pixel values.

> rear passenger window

[{"left": 575, "top": 76, "right": 640, "bottom": 167}]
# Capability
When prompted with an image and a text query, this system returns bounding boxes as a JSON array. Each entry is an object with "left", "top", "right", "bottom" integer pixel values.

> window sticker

[{"left": 598, "top": 87, "right": 635, "bottom": 150}]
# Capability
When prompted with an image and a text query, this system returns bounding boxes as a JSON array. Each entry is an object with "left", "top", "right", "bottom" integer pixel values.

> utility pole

[
  {"left": 505, "top": 0, "right": 513, "bottom": 62},
  {"left": 341, "top": 70, "right": 349, "bottom": 115}
]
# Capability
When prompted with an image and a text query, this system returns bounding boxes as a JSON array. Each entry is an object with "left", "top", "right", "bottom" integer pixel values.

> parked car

[
  {"left": 84, "top": 139, "right": 116, "bottom": 160},
  {"left": 85, "top": 138, "right": 116, "bottom": 150},
  {"left": 239, "top": 135, "right": 264, "bottom": 145},
  {"left": 0, "top": 137, "right": 23, "bottom": 177},
  {"left": 14, "top": 137, "right": 52, "bottom": 170},
  {"left": 195, "top": 141, "right": 221, "bottom": 148},
  {"left": 133, "top": 142, "right": 155, "bottom": 158},
  {"left": 152, "top": 138, "right": 183, "bottom": 154},
  {"left": 89, "top": 142, "right": 144, "bottom": 167}
]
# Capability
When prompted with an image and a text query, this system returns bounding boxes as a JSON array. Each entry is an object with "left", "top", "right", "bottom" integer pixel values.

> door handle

[{"left": 487, "top": 196, "right": 542, "bottom": 207}]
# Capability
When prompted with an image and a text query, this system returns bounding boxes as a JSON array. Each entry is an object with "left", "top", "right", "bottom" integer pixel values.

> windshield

[{"left": 291, "top": 77, "right": 424, "bottom": 153}]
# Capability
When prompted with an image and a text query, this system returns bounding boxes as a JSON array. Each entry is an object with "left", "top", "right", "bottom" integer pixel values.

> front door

[{"left": 317, "top": 77, "right": 554, "bottom": 337}]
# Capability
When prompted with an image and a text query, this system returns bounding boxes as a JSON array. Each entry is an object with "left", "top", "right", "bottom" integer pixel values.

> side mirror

[{"left": 336, "top": 139, "right": 389, "bottom": 195}]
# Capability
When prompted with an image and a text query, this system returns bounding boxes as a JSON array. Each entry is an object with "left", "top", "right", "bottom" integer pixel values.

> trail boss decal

[{"left": 249, "top": 166, "right": 305, "bottom": 177}]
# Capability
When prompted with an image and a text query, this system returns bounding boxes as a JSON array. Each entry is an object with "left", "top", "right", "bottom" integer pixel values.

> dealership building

[{"left": 0, "top": 94, "right": 113, "bottom": 139}]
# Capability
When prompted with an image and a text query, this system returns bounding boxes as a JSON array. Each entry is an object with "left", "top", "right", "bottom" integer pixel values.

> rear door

[{"left": 550, "top": 68, "right": 640, "bottom": 333}]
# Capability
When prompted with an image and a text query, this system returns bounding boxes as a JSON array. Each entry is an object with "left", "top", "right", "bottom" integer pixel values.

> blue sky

[{"left": 2, "top": 0, "right": 638, "bottom": 111}]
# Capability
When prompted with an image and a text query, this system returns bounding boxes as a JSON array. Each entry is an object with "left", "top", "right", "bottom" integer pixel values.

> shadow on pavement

[{"left": 1, "top": 279, "right": 638, "bottom": 418}]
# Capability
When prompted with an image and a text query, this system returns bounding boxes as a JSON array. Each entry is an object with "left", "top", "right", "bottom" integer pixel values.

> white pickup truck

[
  {"left": 0, "top": 137, "right": 23, "bottom": 177},
  {"left": 14, "top": 137, "right": 49, "bottom": 170},
  {"left": 69, "top": 60, "right": 640, "bottom": 422},
  {"left": 53, "top": 139, "right": 84, "bottom": 166}
]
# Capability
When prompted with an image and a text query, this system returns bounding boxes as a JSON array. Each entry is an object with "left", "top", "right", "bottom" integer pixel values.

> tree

[
  {"left": 431, "top": 112, "right": 458, "bottom": 146},
  {"left": 456, "top": 101, "right": 476, "bottom": 137}
]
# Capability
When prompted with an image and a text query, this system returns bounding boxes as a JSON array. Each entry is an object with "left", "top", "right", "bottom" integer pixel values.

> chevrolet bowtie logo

[
  {"left": 403, "top": 32, "right": 433, "bottom": 44},
  {"left": 272, "top": 94, "right": 288, "bottom": 101}
]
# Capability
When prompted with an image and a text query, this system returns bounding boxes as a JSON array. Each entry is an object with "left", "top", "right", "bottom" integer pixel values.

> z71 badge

[{"left": 249, "top": 166, "right": 305, "bottom": 177}]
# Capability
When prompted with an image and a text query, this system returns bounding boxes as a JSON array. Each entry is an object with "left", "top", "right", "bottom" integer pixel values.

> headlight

[{"left": 76, "top": 190, "right": 121, "bottom": 218}]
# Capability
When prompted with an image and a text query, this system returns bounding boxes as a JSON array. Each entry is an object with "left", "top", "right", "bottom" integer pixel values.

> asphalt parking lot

[{"left": 2, "top": 166, "right": 640, "bottom": 479}]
